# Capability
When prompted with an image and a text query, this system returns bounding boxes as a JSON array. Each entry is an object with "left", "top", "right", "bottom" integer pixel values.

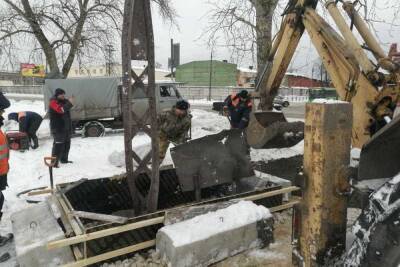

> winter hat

[
  {"left": 238, "top": 90, "right": 249, "bottom": 99},
  {"left": 8, "top": 112, "right": 18, "bottom": 121},
  {"left": 54, "top": 88, "right": 66, "bottom": 97},
  {"left": 175, "top": 100, "right": 190, "bottom": 110}
]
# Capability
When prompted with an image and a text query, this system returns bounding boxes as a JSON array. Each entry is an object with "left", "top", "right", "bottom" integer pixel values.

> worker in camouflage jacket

[{"left": 158, "top": 100, "right": 191, "bottom": 162}]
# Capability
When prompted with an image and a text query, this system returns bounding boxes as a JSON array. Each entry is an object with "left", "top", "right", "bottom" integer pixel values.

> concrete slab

[
  {"left": 157, "top": 201, "right": 274, "bottom": 267},
  {"left": 11, "top": 201, "right": 74, "bottom": 267}
]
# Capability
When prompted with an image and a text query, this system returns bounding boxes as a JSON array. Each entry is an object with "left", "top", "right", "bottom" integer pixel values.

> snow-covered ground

[
  {"left": 0, "top": 100, "right": 304, "bottom": 233},
  {"left": 0, "top": 99, "right": 305, "bottom": 266}
]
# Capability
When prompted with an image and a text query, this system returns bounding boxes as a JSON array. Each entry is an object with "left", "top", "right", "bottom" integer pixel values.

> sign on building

[{"left": 20, "top": 63, "right": 45, "bottom": 78}]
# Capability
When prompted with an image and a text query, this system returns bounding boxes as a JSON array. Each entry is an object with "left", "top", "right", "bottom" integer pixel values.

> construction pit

[{"left": 12, "top": 166, "right": 299, "bottom": 267}]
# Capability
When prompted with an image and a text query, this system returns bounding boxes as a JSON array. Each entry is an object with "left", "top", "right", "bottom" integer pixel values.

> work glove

[{"left": 223, "top": 106, "right": 229, "bottom": 116}]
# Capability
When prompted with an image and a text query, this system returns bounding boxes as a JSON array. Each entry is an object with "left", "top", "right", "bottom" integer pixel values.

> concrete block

[
  {"left": 157, "top": 201, "right": 274, "bottom": 267},
  {"left": 11, "top": 201, "right": 74, "bottom": 267}
]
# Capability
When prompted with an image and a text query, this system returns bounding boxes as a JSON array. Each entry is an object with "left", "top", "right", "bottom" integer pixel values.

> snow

[
  {"left": 189, "top": 99, "right": 217, "bottom": 106},
  {"left": 312, "top": 98, "right": 347, "bottom": 104},
  {"left": 237, "top": 67, "right": 257, "bottom": 73},
  {"left": 350, "top": 148, "right": 361, "bottom": 168},
  {"left": 0, "top": 98, "right": 305, "bottom": 265},
  {"left": 159, "top": 201, "right": 271, "bottom": 247},
  {"left": 247, "top": 249, "right": 285, "bottom": 260}
]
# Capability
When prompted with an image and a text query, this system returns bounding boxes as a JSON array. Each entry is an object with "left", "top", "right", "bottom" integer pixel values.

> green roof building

[{"left": 175, "top": 60, "right": 237, "bottom": 86}]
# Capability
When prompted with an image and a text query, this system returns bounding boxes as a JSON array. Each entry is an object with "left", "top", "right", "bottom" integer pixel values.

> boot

[
  {"left": 0, "top": 233, "right": 13, "bottom": 247},
  {"left": 32, "top": 136, "right": 39, "bottom": 149},
  {"left": 0, "top": 252, "right": 10, "bottom": 263}
]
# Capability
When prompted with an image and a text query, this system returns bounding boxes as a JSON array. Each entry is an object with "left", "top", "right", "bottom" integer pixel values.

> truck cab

[{"left": 43, "top": 78, "right": 183, "bottom": 137}]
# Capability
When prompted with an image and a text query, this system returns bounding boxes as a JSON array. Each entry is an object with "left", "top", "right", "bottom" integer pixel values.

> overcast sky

[
  {"left": 150, "top": 0, "right": 400, "bottom": 77},
  {"left": 2, "top": 0, "right": 399, "bottom": 78}
]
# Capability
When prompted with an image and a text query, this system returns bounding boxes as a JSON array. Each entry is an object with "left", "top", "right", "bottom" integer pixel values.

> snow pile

[
  {"left": 189, "top": 99, "right": 216, "bottom": 106},
  {"left": 108, "top": 135, "right": 151, "bottom": 167},
  {"left": 312, "top": 98, "right": 347, "bottom": 104},
  {"left": 248, "top": 249, "right": 285, "bottom": 260},
  {"left": 251, "top": 140, "right": 304, "bottom": 162},
  {"left": 159, "top": 201, "right": 271, "bottom": 247}
]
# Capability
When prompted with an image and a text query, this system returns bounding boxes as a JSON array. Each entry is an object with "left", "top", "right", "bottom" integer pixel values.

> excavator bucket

[
  {"left": 246, "top": 111, "right": 305, "bottom": 149},
  {"left": 358, "top": 115, "right": 400, "bottom": 180}
]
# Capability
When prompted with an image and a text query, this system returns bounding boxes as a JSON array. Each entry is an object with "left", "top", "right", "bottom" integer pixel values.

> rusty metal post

[
  {"left": 121, "top": 0, "right": 159, "bottom": 214},
  {"left": 297, "top": 103, "right": 352, "bottom": 266}
]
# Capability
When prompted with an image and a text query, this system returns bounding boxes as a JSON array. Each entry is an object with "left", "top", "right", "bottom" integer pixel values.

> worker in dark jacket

[
  {"left": 158, "top": 100, "right": 192, "bottom": 162},
  {"left": 49, "top": 88, "right": 74, "bottom": 167},
  {"left": 223, "top": 90, "right": 252, "bottom": 129},
  {"left": 8, "top": 111, "right": 43, "bottom": 149},
  {"left": 0, "top": 92, "right": 13, "bottom": 261}
]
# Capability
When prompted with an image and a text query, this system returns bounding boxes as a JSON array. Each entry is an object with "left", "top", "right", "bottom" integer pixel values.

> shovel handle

[{"left": 44, "top": 157, "right": 57, "bottom": 167}]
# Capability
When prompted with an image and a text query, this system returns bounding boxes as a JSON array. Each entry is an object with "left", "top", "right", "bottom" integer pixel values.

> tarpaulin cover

[{"left": 43, "top": 78, "right": 121, "bottom": 121}]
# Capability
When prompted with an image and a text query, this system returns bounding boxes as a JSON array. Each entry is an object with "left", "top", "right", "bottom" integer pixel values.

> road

[
  {"left": 191, "top": 102, "right": 306, "bottom": 120},
  {"left": 282, "top": 102, "right": 305, "bottom": 119},
  {"left": 6, "top": 94, "right": 306, "bottom": 119}
]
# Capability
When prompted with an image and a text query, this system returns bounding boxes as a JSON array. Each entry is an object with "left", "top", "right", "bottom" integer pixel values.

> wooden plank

[
  {"left": 57, "top": 196, "right": 83, "bottom": 235},
  {"left": 298, "top": 103, "right": 352, "bottom": 266},
  {"left": 240, "top": 186, "right": 300, "bottom": 202},
  {"left": 72, "top": 246, "right": 83, "bottom": 260},
  {"left": 62, "top": 240, "right": 156, "bottom": 267},
  {"left": 70, "top": 211, "right": 128, "bottom": 224},
  {"left": 49, "top": 186, "right": 298, "bottom": 250},
  {"left": 269, "top": 200, "right": 300, "bottom": 212},
  {"left": 47, "top": 216, "right": 164, "bottom": 250},
  {"left": 27, "top": 188, "right": 53, "bottom": 196}
]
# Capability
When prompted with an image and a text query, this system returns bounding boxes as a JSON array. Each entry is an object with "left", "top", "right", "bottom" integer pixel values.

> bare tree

[
  {"left": 203, "top": 0, "right": 280, "bottom": 74},
  {"left": 0, "top": 0, "right": 175, "bottom": 78}
]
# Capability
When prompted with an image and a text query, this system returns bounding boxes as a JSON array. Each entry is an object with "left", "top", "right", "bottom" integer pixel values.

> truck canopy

[{"left": 44, "top": 77, "right": 121, "bottom": 121}]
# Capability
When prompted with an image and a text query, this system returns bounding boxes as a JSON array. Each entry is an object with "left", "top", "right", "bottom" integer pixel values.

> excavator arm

[{"left": 247, "top": 0, "right": 400, "bottom": 151}]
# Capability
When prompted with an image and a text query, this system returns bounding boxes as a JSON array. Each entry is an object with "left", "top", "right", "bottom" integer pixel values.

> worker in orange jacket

[
  {"left": 0, "top": 92, "right": 11, "bottom": 257},
  {"left": 223, "top": 90, "right": 252, "bottom": 129}
]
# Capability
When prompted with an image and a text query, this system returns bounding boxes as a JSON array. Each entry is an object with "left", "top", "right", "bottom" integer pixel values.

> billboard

[{"left": 20, "top": 63, "right": 45, "bottom": 78}]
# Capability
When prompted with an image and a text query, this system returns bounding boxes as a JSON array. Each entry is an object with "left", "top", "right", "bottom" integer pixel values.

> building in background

[
  {"left": 237, "top": 67, "right": 257, "bottom": 87},
  {"left": 0, "top": 71, "right": 43, "bottom": 86},
  {"left": 282, "top": 72, "right": 329, "bottom": 88},
  {"left": 68, "top": 64, "right": 170, "bottom": 81},
  {"left": 175, "top": 61, "right": 327, "bottom": 89},
  {"left": 175, "top": 60, "right": 237, "bottom": 86}
]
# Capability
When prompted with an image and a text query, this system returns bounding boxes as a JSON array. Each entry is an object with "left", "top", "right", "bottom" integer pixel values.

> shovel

[{"left": 44, "top": 157, "right": 57, "bottom": 192}]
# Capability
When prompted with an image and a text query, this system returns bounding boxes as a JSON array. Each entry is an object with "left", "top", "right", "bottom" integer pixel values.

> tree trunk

[{"left": 254, "top": 0, "right": 279, "bottom": 77}]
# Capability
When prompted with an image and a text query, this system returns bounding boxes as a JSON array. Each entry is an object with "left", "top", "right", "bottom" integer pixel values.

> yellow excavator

[{"left": 246, "top": 0, "right": 400, "bottom": 181}]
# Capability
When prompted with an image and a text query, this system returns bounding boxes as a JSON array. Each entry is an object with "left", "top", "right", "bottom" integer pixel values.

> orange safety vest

[
  {"left": 230, "top": 94, "right": 252, "bottom": 108},
  {"left": 0, "top": 131, "right": 9, "bottom": 175}
]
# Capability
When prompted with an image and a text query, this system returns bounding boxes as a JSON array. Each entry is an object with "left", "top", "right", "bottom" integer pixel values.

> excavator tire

[{"left": 345, "top": 175, "right": 400, "bottom": 266}]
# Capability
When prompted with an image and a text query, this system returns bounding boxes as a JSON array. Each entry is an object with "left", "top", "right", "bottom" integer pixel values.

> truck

[{"left": 43, "top": 77, "right": 183, "bottom": 137}]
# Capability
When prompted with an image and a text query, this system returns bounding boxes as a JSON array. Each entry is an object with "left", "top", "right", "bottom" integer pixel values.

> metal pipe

[
  {"left": 342, "top": 2, "right": 397, "bottom": 71},
  {"left": 342, "top": 2, "right": 385, "bottom": 59},
  {"left": 325, "top": 1, "right": 376, "bottom": 76}
]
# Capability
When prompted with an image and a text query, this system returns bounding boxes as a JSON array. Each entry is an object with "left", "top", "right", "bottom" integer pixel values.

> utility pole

[
  {"left": 170, "top": 39, "right": 174, "bottom": 79},
  {"left": 121, "top": 0, "right": 159, "bottom": 214},
  {"left": 105, "top": 44, "right": 115, "bottom": 76},
  {"left": 208, "top": 50, "right": 213, "bottom": 101}
]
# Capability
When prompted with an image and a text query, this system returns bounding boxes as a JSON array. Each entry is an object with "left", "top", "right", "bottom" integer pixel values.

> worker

[
  {"left": 0, "top": 92, "right": 12, "bottom": 262},
  {"left": 49, "top": 88, "right": 74, "bottom": 167},
  {"left": 8, "top": 111, "right": 43, "bottom": 149},
  {"left": 158, "top": 100, "right": 192, "bottom": 163},
  {"left": 223, "top": 90, "right": 252, "bottom": 129}
]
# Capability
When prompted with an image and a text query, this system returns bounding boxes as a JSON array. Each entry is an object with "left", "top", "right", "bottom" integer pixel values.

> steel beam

[{"left": 121, "top": 0, "right": 159, "bottom": 214}]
